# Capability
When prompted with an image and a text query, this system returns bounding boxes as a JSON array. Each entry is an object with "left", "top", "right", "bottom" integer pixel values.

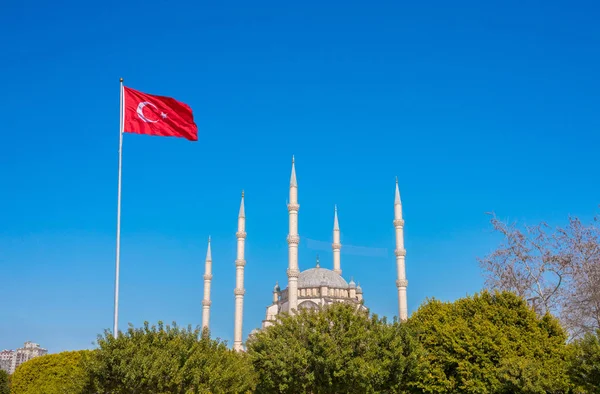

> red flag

[{"left": 123, "top": 86, "right": 198, "bottom": 141}]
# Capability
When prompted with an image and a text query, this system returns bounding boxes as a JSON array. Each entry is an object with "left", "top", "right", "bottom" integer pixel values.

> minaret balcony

[
  {"left": 235, "top": 259, "right": 246, "bottom": 267},
  {"left": 396, "top": 279, "right": 408, "bottom": 287},
  {"left": 287, "top": 268, "right": 300, "bottom": 278},
  {"left": 395, "top": 249, "right": 406, "bottom": 257},
  {"left": 234, "top": 288, "right": 246, "bottom": 296},
  {"left": 393, "top": 219, "right": 405, "bottom": 227},
  {"left": 287, "top": 203, "right": 300, "bottom": 212}
]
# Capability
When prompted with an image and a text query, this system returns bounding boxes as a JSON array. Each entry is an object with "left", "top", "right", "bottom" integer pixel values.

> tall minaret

[
  {"left": 233, "top": 191, "right": 246, "bottom": 351},
  {"left": 332, "top": 205, "right": 342, "bottom": 275},
  {"left": 394, "top": 177, "right": 408, "bottom": 321},
  {"left": 287, "top": 156, "right": 300, "bottom": 314},
  {"left": 201, "top": 236, "right": 212, "bottom": 332}
]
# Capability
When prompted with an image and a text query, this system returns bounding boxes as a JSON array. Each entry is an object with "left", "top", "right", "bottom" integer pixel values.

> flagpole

[{"left": 114, "top": 77, "right": 124, "bottom": 338}]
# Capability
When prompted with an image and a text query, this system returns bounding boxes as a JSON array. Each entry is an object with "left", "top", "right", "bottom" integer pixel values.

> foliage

[
  {"left": 247, "top": 302, "right": 420, "bottom": 393},
  {"left": 407, "top": 291, "right": 571, "bottom": 393},
  {"left": 10, "top": 350, "right": 90, "bottom": 394},
  {"left": 479, "top": 213, "right": 600, "bottom": 338},
  {"left": 86, "top": 321, "right": 256, "bottom": 394},
  {"left": 0, "top": 370, "right": 8, "bottom": 394},
  {"left": 569, "top": 330, "right": 600, "bottom": 392}
]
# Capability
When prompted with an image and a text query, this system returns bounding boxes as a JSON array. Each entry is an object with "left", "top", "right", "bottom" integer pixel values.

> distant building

[
  {"left": 0, "top": 342, "right": 47, "bottom": 374},
  {"left": 0, "top": 350, "right": 13, "bottom": 374}
]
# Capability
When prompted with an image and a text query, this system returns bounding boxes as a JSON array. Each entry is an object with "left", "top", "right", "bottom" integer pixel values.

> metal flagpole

[{"left": 113, "top": 77, "right": 125, "bottom": 338}]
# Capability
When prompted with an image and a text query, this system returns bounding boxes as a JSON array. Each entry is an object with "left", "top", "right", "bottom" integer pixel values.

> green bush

[
  {"left": 0, "top": 370, "right": 9, "bottom": 394},
  {"left": 408, "top": 291, "right": 571, "bottom": 393},
  {"left": 86, "top": 321, "right": 256, "bottom": 393},
  {"left": 247, "top": 302, "right": 421, "bottom": 393},
  {"left": 569, "top": 330, "right": 600, "bottom": 393},
  {"left": 10, "top": 350, "right": 90, "bottom": 394}
]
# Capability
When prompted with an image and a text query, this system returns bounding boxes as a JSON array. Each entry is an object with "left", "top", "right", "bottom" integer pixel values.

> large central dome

[{"left": 297, "top": 267, "right": 349, "bottom": 289}]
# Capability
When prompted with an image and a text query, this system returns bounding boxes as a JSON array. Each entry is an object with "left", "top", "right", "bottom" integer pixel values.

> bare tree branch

[{"left": 478, "top": 211, "right": 600, "bottom": 339}]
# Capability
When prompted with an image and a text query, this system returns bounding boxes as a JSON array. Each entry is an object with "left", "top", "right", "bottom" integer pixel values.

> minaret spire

[
  {"left": 290, "top": 156, "right": 297, "bottom": 187},
  {"left": 287, "top": 156, "right": 300, "bottom": 314},
  {"left": 239, "top": 190, "right": 245, "bottom": 217},
  {"left": 332, "top": 205, "right": 342, "bottom": 275},
  {"left": 201, "top": 236, "right": 213, "bottom": 332},
  {"left": 233, "top": 191, "right": 246, "bottom": 351},
  {"left": 393, "top": 178, "right": 408, "bottom": 321}
]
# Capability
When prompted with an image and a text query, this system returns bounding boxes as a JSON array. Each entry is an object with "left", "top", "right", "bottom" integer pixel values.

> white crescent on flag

[{"left": 136, "top": 101, "right": 159, "bottom": 123}]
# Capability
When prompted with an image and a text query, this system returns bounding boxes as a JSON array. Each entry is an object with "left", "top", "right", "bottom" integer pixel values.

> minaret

[
  {"left": 332, "top": 205, "right": 342, "bottom": 275},
  {"left": 233, "top": 191, "right": 246, "bottom": 351},
  {"left": 273, "top": 282, "right": 280, "bottom": 304},
  {"left": 394, "top": 177, "right": 408, "bottom": 321},
  {"left": 201, "top": 236, "right": 212, "bottom": 332},
  {"left": 287, "top": 156, "right": 300, "bottom": 314}
]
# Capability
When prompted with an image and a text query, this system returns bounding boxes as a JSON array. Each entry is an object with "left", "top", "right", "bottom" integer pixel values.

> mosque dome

[{"left": 298, "top": 267, "right": 349, "bottom": 289}]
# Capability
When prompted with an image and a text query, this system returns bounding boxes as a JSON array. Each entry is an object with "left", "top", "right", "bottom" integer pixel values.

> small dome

[
  {"left": 273, "top": 282, "right": 280, "bottom": 292},
  {"left": 348, "top": 278, "right": 356, "bottom": 288},
  {"left": 298, "top": 267, "right": 348, "bottom": 289},
  {"left": 356, "top": 283, "right": 363, "bottom": 294}
]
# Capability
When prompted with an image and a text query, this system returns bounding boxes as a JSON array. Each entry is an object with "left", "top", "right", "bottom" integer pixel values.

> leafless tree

[
  {"left": 555, "top": 216, "right": 600, "bottom": 337},
  {"left": 478, "top": 212, "right": 600, "bottom": 339}
]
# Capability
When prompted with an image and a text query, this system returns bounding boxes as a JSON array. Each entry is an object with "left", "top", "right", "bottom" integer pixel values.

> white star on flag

[{"left": 161, "top": 112, "right": 168, "bottom": 119}]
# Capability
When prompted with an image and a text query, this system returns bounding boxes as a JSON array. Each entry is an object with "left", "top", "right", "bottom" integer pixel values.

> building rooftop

[{"left": 297, "top": 267, "right": 349, "bottom": 289}]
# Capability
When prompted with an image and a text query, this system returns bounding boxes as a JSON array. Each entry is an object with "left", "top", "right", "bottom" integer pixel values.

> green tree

[
  {"left": 247, "top": 302, "right": 420, "bottom": 394},
  {"left": 408, "top": 291, "right": 571, "bottom": 394},
  {"left": 87, "top": 321, "right": 256, "bottom": 394},
  {"left": 0, "top": 370, "right": 9, "bottom": 394},
  {"left": 569, "top": 330, "right": 600, "bottom": 392},
  {"left": 10, "top": 350, "right": 90, "bottom": 394}
]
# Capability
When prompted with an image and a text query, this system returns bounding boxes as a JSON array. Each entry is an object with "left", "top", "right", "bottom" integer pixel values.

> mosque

[{"left": 200, "top": 157, "right": 408, "bottom": 351}]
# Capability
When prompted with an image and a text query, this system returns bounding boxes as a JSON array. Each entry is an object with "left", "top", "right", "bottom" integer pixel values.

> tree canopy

[
  {"left": 408, "top": 291, "right": 571, "bottom": 394},
  {"left": 569, "top": 330, "right": 600, "bottom": 393},
  {"left": 247, "top": 302, "right": 420, "bottom": 394},
  {"left": 86, "top": 321, "right": 256, "bottom": 394},
  {"left": 10, "top": 350, "right": 90, "bottom": 394},
  {"left": 9, "top": 295, "right": 589, "bottom": 393},
  {"left": 0, "top": 370, "right": 9, "bottom": 394}
]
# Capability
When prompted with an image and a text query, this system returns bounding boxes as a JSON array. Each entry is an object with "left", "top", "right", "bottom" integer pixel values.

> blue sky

[{"left": 1, "top": 0, "right": 599, "bottom": 352}]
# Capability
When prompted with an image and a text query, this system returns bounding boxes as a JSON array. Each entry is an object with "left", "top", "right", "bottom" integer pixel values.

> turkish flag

[{"left": 123, "top": 86, "right": 198, "bottom": 141}]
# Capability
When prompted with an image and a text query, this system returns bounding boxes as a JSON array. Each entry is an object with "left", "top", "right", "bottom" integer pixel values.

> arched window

[{"left": 298, "top": 300, "right": 320, "bottom": 310}]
